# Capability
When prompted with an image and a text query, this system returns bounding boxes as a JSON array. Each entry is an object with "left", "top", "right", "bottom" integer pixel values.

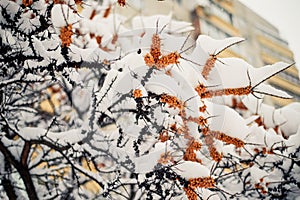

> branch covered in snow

[{"left": 0, "top": 0, "right": 299, "bottom": 199}]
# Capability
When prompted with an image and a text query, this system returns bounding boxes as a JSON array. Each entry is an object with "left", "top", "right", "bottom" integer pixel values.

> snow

[
  {"left": 51, "top": 4, "right": 79, "bottom": 28},
  {"left": 244, "top": 115, "right": 260, "bottom": 125},
  {"left": 174, "top": 161, "right": 210, "bottom": 179},
  {"left": 250, "top": 166, "right": 269, "bottom": 183},
  {"left": 182, "top": 0, "right": 210, "bottom": 11},
  {"left": 265, "top": 129, "right": 284, "bottom": 147},
  {"left": 160, "top": 34, "right": 190, "bottom": 53},
  {"left": 242, "top": 95, "right": 263, "bottom": 114},
  {"left": 18, "top": 10, "right": 41, "bottom": 34},
  {"left": 195, "top": 35, "right": 245, "bottom": 56},
  {"left": 0, "top": 29, "right": 16, "bottom": 46},
  {"left": 19, "top": 127, "right": 85, "bottom": 145},
  {"left": 286, "top": 127, "right": 300, "bottom": 152},
  {"left": 253, "top": 83, "right": 292, "bottom": 99},
  {"left": 244, "top": 125, "right": 266, "bottom": 146},
  {"left": 206, "top": 102, "right": 250, "bottom": 140},
  {"left": 209, "top": 57, "right": 251, "bottom": 88},
  {"left": 131, "top": 13, "right": 194, "bottom": 34},
  {"left": 133, "top": 142, "right": 170, "bottom": 173},
  {"left": 71, "top": 87, "right": 91, "bottom": 112},
  {"left": 170, "top": 59, "right": 206, "bottom": 88},
  {"left": 200, "top": 189, "right": 220, "bottom": 200},
  {"left": 251, "top": 62, "right": 293, "bottom": 88},
  {"left": 278, "top": 102, "right": 300, "bottom": 136},
  {"left": 260, "top": 103, "right": 276, "bottom": 128},
  {"left": 0, "top": 1, "right": 19, "bottom": 21}
]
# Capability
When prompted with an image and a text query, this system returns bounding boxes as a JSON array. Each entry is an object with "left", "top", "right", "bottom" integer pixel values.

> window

[
  {"left": 277, "top": 71, "right": 300, "bottom": 86},
  {"left": 200, "top": 19, "right": 231, "bottom": 39},
  {"left": 261, "top": 46, "right": 294, "bottom": 63},
  {"left": 256, "top": 27, "right": 288, "bottom": 47},
  {"left": 208, "top": 0, "right": 233, "bottom": 24}
]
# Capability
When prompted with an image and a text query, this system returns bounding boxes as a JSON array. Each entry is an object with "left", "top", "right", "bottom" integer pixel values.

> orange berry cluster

[
  {"left": 179, "top": 109, "right": 194, "bottom": 140},
  {"left": 90, "top": 33, "right": 103, "bottom": 48},
  {"left": 194, "top": 84, "right": 206, "bottom": 96},
  {"left": 199, "top": 104, "right": 207, "bottom": 113},
  {"left": 170, "top": 123, "right": 178, "bottom": 132},
  {"left": 184, "top": 177, "right": 215, "bottom": 200},
  {"left": 53, "top": 0, "right": 64, "bottom": 4},
  {"left": 144, "top": 53, "right": 155, "bottom": 67},
  {"left": 183, "top": 140, "right": 202, "bottom": 163},
  {"left": 159, "top": 130, "right": 169, "bottom": 142},
  {"left": 103, "top": 5, "right": 111, "bottom": 18},
  {"left": 166, "top": 52, "right": 181, "bottom": 64},
  {"left": 117, "top": 0, "right": 126, "bottom": 6},
  {"left": 201, "top": 56, "right": 217, "bottom": 80},
  {"left": 231, "top": 98, "right": 248, "bottom": 110},
  {"left": 156, "top": 52, "right": 180, "bottom": 69},
  {"left": 74, "top": 0, "right": 83, "bottom": 4},
  {"left": 255, "top": 117, "right": 283, "bottom": 137},
  {"left": 187, "top": 113, "right": 245, "bottom": 162},
  {"left": 90, "top": 32, "right": 113, "bottom": 51},
  {"left": 111, "top": 34, "right": 118, "bottom": 45},
  {"left": 189, "top": 177, "right": 215, "bottom": 188},
  {"left": 150, "top": 34, "right": 161, "bottom": 62},
  {"left": 60, "top": 24, "right": 73, "bottom": 47},
  {"left": 89, "top": 10, "right": 97, "bottom": 19},
  {"left": 165, "top": 69, "right": 172, "bottom": 76},
  {"left": 157, "top": 152, "right": 174, "bottom": 165},
  {"left": 198, "top": 85, "right": 251, "bottom": 99},
  {"left": 273, "top": 125, "right": 280, "bottom": 135},
  {"left": 254, "top": 116, "right": 265, "bottom": 127},
  {"left": 160, "top": 94, "right": 183, "bottom": 110},
  {"left": 224, "top": 86, "right": 252, "bottom": 96},
  {"left": 254, "top": 183, "right": 268, "bottom": 195},
  {"left": 22, "top": 0, "right": 33, "bottom": 7},
  {"left": 159, "top": 95, "right": 193, "bottom": 140},
  {"left": 200, "top": 90, "right": 222, "bottom": 99},
  {"left": 96, "top": 36, "right": 102, "bottom": 46},
  {"left": 133, "top": 89, "right": 143, "bottom": 98},
  {"left": 188, "top": 116, "right": 208, "bottom": 127},
  {"left": 144, "top": 34, "right": 180, "bottom": 69},
  {"left": 253, "top": 147, "right": 273, "bottom": 155},
  {"left": 183, "top": 187, "right": 198, "bottom": 200},
  {"left": 210, "top": 130, "right": 244, "bottom": 148},
  {"left": 204, "top": 134, "right": 223, "bottom": 162}
]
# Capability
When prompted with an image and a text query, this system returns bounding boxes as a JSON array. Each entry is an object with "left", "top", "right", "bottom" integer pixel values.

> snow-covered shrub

[{"left": 0, "top": 0, "right": 299, "bottom": 199}]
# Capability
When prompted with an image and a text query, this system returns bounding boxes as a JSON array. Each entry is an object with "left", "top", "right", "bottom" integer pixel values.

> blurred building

[{"left": 117, "top": 0, "right": 299, "bottom": 106}]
